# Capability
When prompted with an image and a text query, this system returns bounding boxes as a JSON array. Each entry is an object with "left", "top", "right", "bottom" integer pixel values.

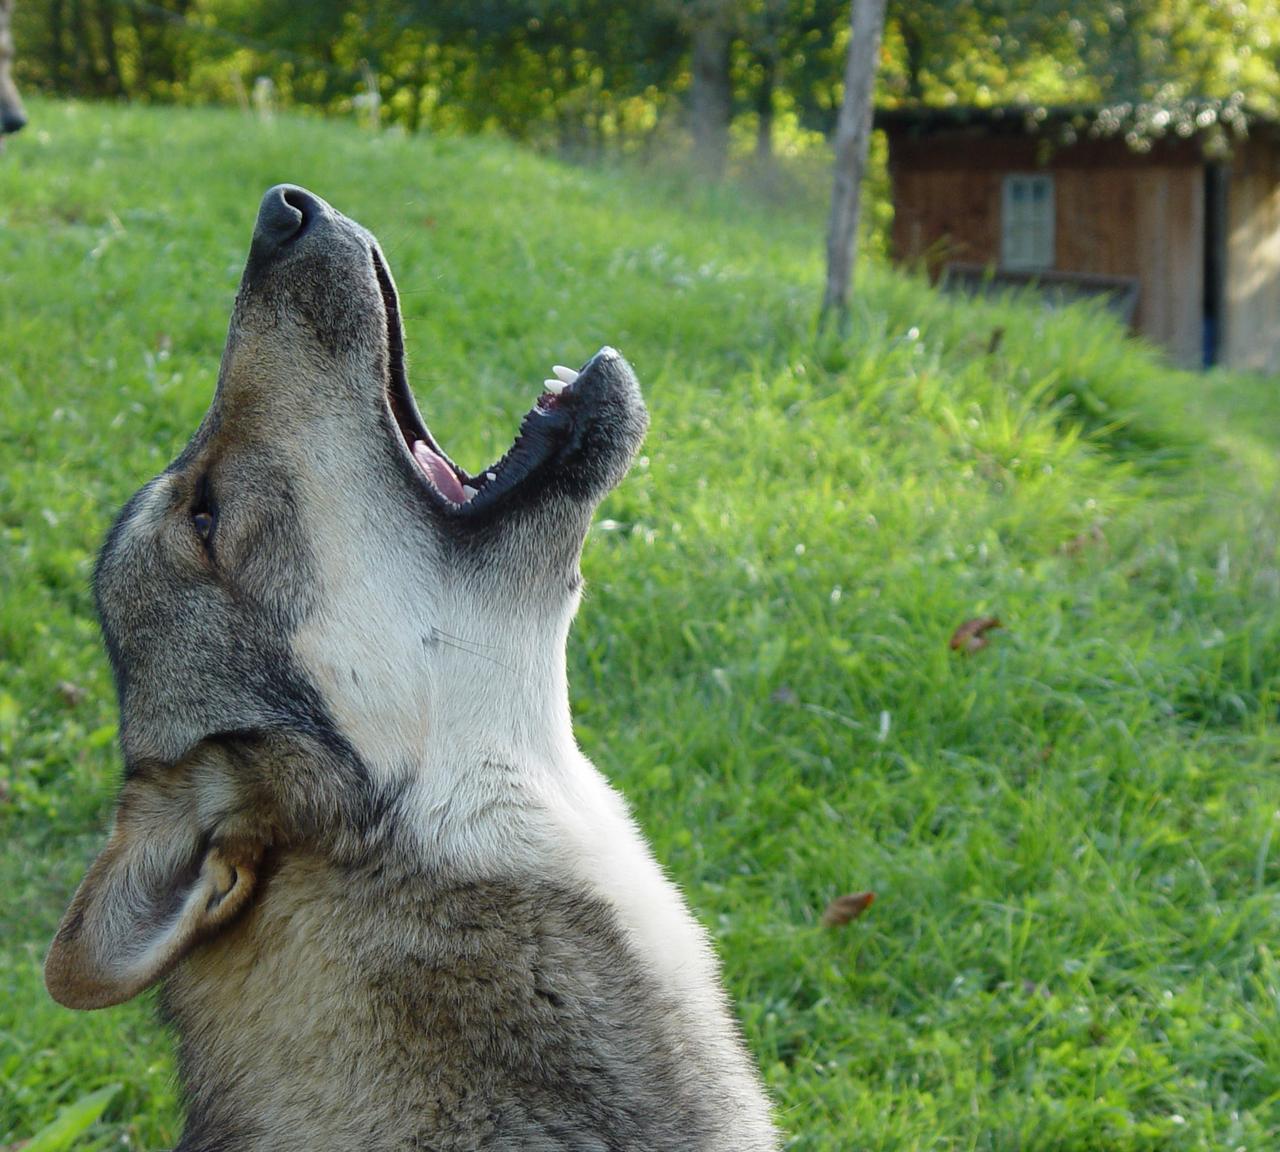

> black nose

[
  {"left": 252, "top": 184, "right": 325, "bottom": 255},
  {"left": 0, "top": 111, "right": 26, "bottom": 135}
]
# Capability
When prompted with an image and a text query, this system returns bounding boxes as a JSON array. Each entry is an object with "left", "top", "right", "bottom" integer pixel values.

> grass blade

[{"left": 21, "top": 1085, "right": 121, "bottom": 1152}]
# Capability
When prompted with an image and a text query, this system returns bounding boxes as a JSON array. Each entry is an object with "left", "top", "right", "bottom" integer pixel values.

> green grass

[{"left": 3, "top": 98, "right": 1280, "bottom": 1150}]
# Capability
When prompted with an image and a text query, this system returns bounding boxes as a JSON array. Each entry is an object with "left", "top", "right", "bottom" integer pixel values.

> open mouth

[{"left": 372, "top": 251, "right": 581, "bottom": 516}]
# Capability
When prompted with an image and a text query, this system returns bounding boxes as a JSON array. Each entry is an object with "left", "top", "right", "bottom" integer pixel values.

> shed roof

[{"left": 874, "top": 97, "right": 1277, "bottom": 157}]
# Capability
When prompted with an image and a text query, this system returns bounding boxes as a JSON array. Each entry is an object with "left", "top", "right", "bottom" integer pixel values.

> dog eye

[{"left": 191, "top": 476, "right": 217, "bottom": 543}]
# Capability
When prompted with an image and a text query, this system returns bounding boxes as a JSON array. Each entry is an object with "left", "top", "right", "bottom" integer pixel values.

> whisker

[
  {"left": 431, "top": 630, "right": 516, "bottom": 673},
  {"left": 433, "top": 627, "right": 502, "bottom": 650}
]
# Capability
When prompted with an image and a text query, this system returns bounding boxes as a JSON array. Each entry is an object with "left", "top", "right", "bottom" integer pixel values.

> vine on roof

[{"left": 1073, "top": 90, "right": 1251, "bottom": 157}]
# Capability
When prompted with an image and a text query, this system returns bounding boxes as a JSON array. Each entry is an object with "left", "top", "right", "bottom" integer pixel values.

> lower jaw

[{"left": 401, "top": 363, "right": 581, "bottom": 512}]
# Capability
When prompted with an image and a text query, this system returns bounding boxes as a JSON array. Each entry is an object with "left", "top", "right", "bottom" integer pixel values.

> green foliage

[
  {"left": 13, "top": 1, "right": 1280, "bottom": 161},
  {"left": 4, "top": 99, "right": 1280, "bottom": 1150},
  {"left": 881, "top": 0, "right": 1280, "bottom": 113}
]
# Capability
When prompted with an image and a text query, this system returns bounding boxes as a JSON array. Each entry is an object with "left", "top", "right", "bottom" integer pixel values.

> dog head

[
  {"left": 0, "top": 0, "right": 26, "bottom": 141},
  {"left": 45, "top": 185, "right": 648, "bottom": 1009}
]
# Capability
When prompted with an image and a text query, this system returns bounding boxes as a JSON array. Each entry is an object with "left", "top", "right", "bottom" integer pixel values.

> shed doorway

[{"left": 1203, "top": 163, "right": 1229, "bottom": 367}]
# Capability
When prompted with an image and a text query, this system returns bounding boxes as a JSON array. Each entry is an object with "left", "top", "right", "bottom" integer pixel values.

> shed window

[{"left": 1001, "top": 175, "right": 1054, "bottom": 271}]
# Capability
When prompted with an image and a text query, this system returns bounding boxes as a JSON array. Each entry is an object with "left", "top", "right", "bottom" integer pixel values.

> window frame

[{"left": 1001, "top": 173, "right": 1055, "bottom": 272}]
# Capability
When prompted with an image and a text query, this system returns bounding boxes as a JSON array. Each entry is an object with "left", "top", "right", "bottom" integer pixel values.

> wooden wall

[
  {"left": 887, "top": 134, "right": 1205, "bottom": 367},
  {"left": 1226, "top": 140, "right": 1280, "bottom": 373}
]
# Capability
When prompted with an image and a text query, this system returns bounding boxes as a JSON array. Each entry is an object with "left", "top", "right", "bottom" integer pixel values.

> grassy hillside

[{"left": 3, "top": 99, "right": 1280, "bottom": 1150}]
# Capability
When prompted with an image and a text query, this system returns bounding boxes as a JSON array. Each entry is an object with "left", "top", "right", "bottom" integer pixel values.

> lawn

[{"left": 3, "top": 99, "right": 1279, "bottom": 1151}]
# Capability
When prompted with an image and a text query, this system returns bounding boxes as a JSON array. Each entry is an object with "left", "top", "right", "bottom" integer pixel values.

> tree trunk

[
  {"left": 68, "top": 0, "right": 92, "bottom": 93},
  {"left": 690, "top": 17, "right": 731, "bottom": 179},
  {"left": 131, "top": 2, "right": 160, "bottom": 92},
  {"left": 48, "top": 0, "right": 68, "bottom": 89},
  {"left": 409, "top": 81, "right": 425, "bottom": 134},
  {"left": 95, "top": 0, "right": 125, "bottom": 97},
  {"left": 901, "top": 18, "right": 924, "bottom": 101},
  {"left": 820, "top": 0, "right": 886, "bottom": 334},
  {"left": 753, "top": 49, "right": 775, "bottom": 163}
]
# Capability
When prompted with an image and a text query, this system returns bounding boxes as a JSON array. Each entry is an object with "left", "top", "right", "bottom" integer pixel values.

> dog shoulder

[{"left": 172, "top": 852, "right": 777, "bottom": 1150}]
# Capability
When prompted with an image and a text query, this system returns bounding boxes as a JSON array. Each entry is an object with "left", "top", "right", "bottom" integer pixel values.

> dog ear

[{"left": 44, "top": 769, "right": 265, "bottom": 1010}]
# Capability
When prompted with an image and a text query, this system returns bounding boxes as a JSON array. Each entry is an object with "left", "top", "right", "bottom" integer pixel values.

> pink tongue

[{"left": 412, "top": 440, "right": 468, "bottom": 503}]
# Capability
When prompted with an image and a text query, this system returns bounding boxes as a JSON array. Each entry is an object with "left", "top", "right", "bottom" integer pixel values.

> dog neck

[
  {"left": 419, "top": 602, "right": 580, "bottom": 769},
  {"left": 407, "top": 598, "right": 590, "bottom": 874},
  {"left": 292, "top": 570, "right": 587, "bottom": 873}
]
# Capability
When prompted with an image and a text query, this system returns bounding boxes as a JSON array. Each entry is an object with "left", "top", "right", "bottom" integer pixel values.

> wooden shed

[{"left": 875, "top": 101, "right": 1280, "bottom": 371}]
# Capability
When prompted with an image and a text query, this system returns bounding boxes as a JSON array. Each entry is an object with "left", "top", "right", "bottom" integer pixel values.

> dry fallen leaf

[
  {"left": 821, "top": 891, "right": 876, "bottom": 927},
  {"left": 949, "top": 616, "right": 1002, "bottom": 654},
  {"left": 1061, "top": 522, "right": 1106, "bottom": 556},
  {"left": 56, "top": 679, "right": 86, "bottom": 707}
]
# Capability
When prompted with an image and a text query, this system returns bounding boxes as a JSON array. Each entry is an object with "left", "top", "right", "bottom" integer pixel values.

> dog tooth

[
  {"left": 552, "top": 365, "right": 579, "bottom": 385},
  {"left": 543, "top": 379, "right": 567, "bottom": 395},
  {"left": 461, "top": 484, "right": 479, "bottom": 501},
  {"left": 486, "top": 472, "right": 497, "bottom": 482}
]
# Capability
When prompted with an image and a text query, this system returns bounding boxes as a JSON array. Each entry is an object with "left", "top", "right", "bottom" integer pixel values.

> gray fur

[
  {"left": 172, "top": 865, "right": 757, "bottom": 1152},
  {"left": 46, "top": 186, "right": 780, "bottom": 1150}
]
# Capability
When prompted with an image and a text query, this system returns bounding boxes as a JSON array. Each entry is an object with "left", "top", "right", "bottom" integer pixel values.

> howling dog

[
  {"left": 45, "top": 187, "right": 779, "bottom": 1151},
  {"left": 0, "top": 0, "right": 26, "bottom": 143}
]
